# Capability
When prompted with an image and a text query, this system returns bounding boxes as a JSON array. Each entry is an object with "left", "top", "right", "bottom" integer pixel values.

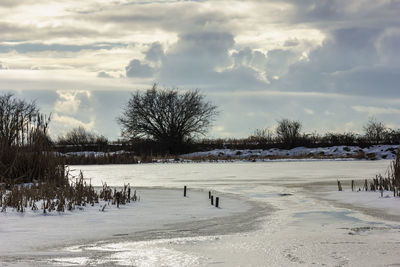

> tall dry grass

[
  {"left": 357, "top": 149, "right": 400, "bottom": 195},
  {"left": 0, "top": 94, "right": 139, "bottom": 213},
  {"left": 389, "top": 149, "right": 400, "bottom": 196},
  {"left": 0, "top": 171, "right": 136, "bottom": 213},
  {"left": 0, "top": 93, "right": 64, "bottom": 186}
]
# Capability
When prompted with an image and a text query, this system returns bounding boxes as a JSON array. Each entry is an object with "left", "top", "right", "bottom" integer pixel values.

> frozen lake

[
  {"left": 71, "top": 160, "right": 392, "bottom": 188},
  {"left": 3, "top": 160, "right": 400, "bottom": 266}
]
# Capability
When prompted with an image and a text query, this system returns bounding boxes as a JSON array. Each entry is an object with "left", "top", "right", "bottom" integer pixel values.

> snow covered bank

[
  {"left": 181, "top": 145, "right": 399, "bottom": 161},
  {"left": 0, "top": 188, "right": 252, "bottom": 255},
  {"left": 58, "top": 145, "right": 399, "bottom": 163},
  {"left": 322, "top": 190, "right": 400, "bottom": 220},
  {"left": 62, "top": 150, "right": 129, "bottom": 158}
]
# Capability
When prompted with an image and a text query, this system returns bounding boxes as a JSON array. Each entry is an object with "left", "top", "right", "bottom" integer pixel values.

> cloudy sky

[{"left": 1, "top": 0, "right": 400, "bottom": 139}]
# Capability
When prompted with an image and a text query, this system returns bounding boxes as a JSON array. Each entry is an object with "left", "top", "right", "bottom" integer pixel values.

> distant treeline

[
  {"left": 55, "top": 118, "right": 400, "bottom": 162},
  {"left": 52, "top": 87, "right": 400, "bottom": 160},
  {"left": 55, "top": 126, "right": 400, "bottom": 165}
]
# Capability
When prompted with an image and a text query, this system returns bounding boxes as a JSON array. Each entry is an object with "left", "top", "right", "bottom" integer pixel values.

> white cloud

[
  {"left": 0, "top": 0, "right": 399, "bottom": 138},
  {"left": 54, "top": 90, "right": 91, "bottom": 115},
  {"left": 344, "top": 121, "right": 357, "bottom": 132},
  {"left": 304, "top": 108, "right": 314, "bottom": 115},
  {"left": 376, "top": 28, "right": 400, "bottom": 67},
  {"left": 210, "top": 125, "right": 232, "bottom": 138},
  {"left": 352, "top": 105, "right": 400, "bottom": 115},
  {"left": 51, "top": 113, "right": 95, "bottom": 137}
]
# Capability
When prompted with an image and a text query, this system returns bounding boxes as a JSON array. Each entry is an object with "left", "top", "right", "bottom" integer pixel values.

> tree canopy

[
  {"left": 276, "top": 118, "right": 302, "bottom": 148},
  {"left": 57, "top": 126, "right": 108, "bottom": 146},
  {"left": 117, "top": 85, "right": 218, "bottom": 151},
  {"left": 363, "top": 118, "right": 387, "bottom": 144}
]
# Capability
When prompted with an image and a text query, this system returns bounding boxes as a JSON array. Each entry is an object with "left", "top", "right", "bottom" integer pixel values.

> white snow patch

[
  {"left": 323, "top": 190, "right": 400, "bottom": 217},
  {"left": 0, "top": 188, "right": 250, "bottom": 255}
]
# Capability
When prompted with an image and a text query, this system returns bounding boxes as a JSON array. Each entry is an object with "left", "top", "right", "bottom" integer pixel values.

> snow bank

[
  {"left": 181, "top": 145, "right": 399, "bottom": 161},
  {"left": 57, "top": 145, "right": 399, "bottom": 162},
  {"left": 0, "top": 188, "right": 251, "bottom": 255},
  {"left": 322, "top": 190, "right": 400, "bottom": 218},
  {"left": 62, "top": 150, "right": 128, "bottom": 158}
]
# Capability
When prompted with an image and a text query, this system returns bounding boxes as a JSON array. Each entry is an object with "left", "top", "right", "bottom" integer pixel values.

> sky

[{"left": 0, "top": 0, "right": 400, "bottom": 140}]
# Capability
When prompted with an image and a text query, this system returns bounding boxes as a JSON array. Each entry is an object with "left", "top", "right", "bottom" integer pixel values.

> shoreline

[
  {"left": 61, "top": 144, "right": 399, "bottom": 165},
  {"left": 299, "top": 180, "right": 400, "bottom": 223}
]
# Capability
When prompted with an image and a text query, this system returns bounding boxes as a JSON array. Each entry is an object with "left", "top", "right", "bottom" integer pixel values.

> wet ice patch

[
  {"left": 51, "top": 257, "right": 89, "bottom": 266},
  {"left": 97, "top": 246, "right": 199, "bottom": 266},
  {"left": 293, "top": 210, "right": 362, "bottom": 224},
  {"left": 54, "top": 236, "right": 218, "bottom": 266}
]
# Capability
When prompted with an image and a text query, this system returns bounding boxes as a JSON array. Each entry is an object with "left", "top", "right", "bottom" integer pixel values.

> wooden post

[
  {"left": 351, "top": 180, "right": 354, "bottom": 191},
  {"left": 337, "top": 180, "right": 342, "bottom": 191},
  {"left": 116, "top": 192, "right": 121, "bottom": 208},
  {"left": 364, "top": 179, "right": 368, "bottom": 191},
  {"left": 211, "top": 195, "right": 214, "bottom": 205},
  {"left": 215, "top": 197, "right": 219, "bottom": 208},
  {"left": 208, "top": 191, "right": 211, "bottom": 199},
  {"left": 184, "top": 186, "right": 187, "bottom": 197}
]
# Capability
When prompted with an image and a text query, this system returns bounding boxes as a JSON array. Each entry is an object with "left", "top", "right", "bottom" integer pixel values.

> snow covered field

[
  {"left": 0, "top": 188, "right": 255, "bottom": 264},
  {"left": 2, "top": 160, "right": 400, "bottom": 266}
]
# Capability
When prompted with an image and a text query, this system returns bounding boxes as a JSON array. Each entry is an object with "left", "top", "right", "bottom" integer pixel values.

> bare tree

[
  {"left": 363, "top": 118, "right": 386, "bottom": 144},
  {"left": 0, "top": 93, "right": 50, "bottom": 146},
  {"left": 0, "top": 93, "right": 58, "bottom": 185},
  {"left": 249, "top": 128, "right": 273, "bottom": 145},
  {"left": 276, "top": 119, "right": 302, "bottom": 148},
  {"left": 57, "top": 126, "right": 108, "bottom": 146},
  {"left": 117, "top": 85, "right": 218, "bottom": 150}
]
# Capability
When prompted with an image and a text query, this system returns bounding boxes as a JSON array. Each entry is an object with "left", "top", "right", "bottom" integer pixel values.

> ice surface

[
  {"left": 0, "top": 188, "right": 250, "bottom": 255},
  {"left": 2, "top": 160, "right": 400, "bottom": 266}
]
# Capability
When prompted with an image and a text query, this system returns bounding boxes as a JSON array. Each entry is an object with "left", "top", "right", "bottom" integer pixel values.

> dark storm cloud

[
  {"left": 125, "top": 59, "right": 155, "bottom": 78},
  {"left": 377, "top": 29, "right": 400, "bottom": 67},
  {"left": 232, "top": 48, "right": 267, "bottom": 70},
  {"left": 14, "top": 90, "right": 59, "bottom": 114},
  {"left": 285, "top": 0, "right": 400, "bottom": 26},
  {"left": 145, "top": 42, "right": 164, "bottom": 62},
  {"left": 97, "top": 71, "right": 113, "bottom": 78},
  {"left": 88, "top": 2, "right": 233, "bottom": 33},
  {"left": 2, "top": 0, "right": 400, "bottom": 138},
  {"left": 158, "top": 31, "right": 237, "bottom": 85},
  {"left": 0, "top": 0, "right": 37, "bottom": 7},
  {"left": 244, "top": 0, "right": 398, "bottom": 96},
  {"left": 268, "top": 26, "right": 400, "bottom": 96}
]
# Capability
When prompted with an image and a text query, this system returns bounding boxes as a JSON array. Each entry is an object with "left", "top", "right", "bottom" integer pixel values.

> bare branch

[{"left": 117, "top": 85, "right": 218, "bottom": 151}]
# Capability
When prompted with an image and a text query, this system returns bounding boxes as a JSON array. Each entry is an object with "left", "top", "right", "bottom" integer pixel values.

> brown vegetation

[
  {"left": 337, "top": 149, "right": 400, "bottom": 195},
  {"left": 0, "top": 171, "right": 137, "bottom": 213},
  {"left": 63, "top": 152, "right": 138, "bottom": 165},
  {"left": 0, "top": 93, "right": 64, "bottom": 185}
]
